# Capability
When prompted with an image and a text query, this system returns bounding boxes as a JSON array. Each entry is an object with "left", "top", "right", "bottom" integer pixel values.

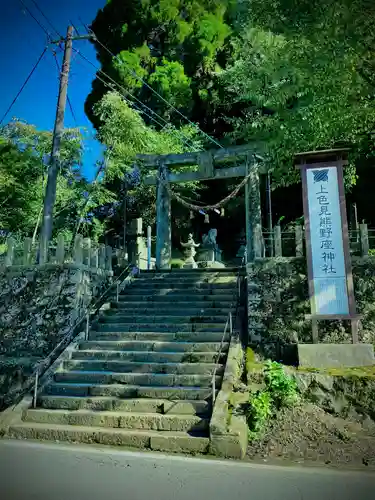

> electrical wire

[
  {"left": 72, "top": 48, "right": 200, "bottom": 151},
  {"left": 0, "top": 46, "right": 48, "bottom": 125},
  {"left": 29, "top": 0, "right": 61, "bottom": 38},
  {"left": 90, "top": 29, "right": 224, "bottom": 149},
  {"left": 18, "top": 0, "right": 50, "bottom": 38}
]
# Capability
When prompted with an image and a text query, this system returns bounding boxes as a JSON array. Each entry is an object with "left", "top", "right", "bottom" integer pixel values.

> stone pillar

[
  {"left": 156, "top": 162, "right": 171, "bottom": 269},
  {"left": 130, "top": 218, "right": 148, "bottom": 269},
  {"left": 246, "top": 160, "right": 262, "bottom": 261}
]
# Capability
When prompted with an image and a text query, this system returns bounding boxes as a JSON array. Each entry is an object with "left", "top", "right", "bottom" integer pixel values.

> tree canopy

[{"left": 85, "top": 0, "right": 238, "bottom": 141}]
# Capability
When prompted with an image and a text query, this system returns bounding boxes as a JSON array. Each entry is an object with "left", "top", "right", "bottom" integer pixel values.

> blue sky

[{"left": 0, "top": 0, "right": 107, "bottom": 180}]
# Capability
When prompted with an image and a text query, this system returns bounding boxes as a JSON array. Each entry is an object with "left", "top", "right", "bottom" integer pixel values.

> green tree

[
  {"left": 86, "top": 0, "right": 237, "bottom": 140},
  {"left": 0, "top": 120, "right": 108, "bottom": 242},
  {"left": 220, "top": 19, "right": 375, "bottom": 187},
  {"left": 92, "top": 91, "right": 203, "bottom": 242}
]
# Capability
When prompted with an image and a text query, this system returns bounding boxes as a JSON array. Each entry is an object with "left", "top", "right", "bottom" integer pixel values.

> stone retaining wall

[
  {"left": 0, "top": 264, "right": 112, "bottom": 409},
  {"left": 247, "top": 257, "right": 375, "bottom": 363}
]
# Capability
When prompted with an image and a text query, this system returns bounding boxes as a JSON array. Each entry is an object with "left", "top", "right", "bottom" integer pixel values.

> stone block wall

[
  {"left": 0, "top": 263, "right": 112, "bottom": 409},
  {"left": 247, "top": 257, "right": 375, "bottom": 363}
]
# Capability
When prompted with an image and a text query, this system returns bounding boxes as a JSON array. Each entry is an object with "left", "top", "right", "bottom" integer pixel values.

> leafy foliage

[
  {"left": 0, "top": 120, "right": 110, "bottom": 243},
  {"left": 246, "top": 360, "right": 298, "bottom": 439},
  {"left": 92, "top": 91, "right": 203, "bottom": 239},
  {"left": 247, "top": 390, "right": 273, "bottom": 436},
  {"left": 220, "top": 22, "right": 375, "bottom": 187},
  {"left": 264, "top": 360, "right": 298, "bottom": 409},
  {"left": 86, "top": 0, "right": 237, "bottom": 139}
]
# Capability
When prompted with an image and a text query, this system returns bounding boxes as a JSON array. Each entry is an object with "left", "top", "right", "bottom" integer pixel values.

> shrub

[
  {"left": 246, "top": 361, "right": 299, "bottom": 440},
  {"left": 247, "top": 390, "right": 273, "bottom": 437},
  {"left": 264, "top": 360, "right": 298, "bottom": 409}
]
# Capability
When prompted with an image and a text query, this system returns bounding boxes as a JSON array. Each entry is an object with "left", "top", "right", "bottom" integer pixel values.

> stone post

[
  {"left": 56, "top": 234, "right": 65, "bottom": 264},
  {"left": 23, "top": 237, "right": 32, "bottom": 266},
  {"left": 98, "top": 244, "right": 106, "bottom": 269},
  {"left": 360, "top": 223, "right": 369, "bottom": 256},
  {"left": 5, "top": 236, "right": 15, "bottom": 267},
  {"left": 156, "top": 161, "right": 171, "bottom": 269},
  {"left": 105, "top": 245, "right": 113, "bottom": 271},
  {"left": 90, "top": 248, "right": 99, "bottom": 268},
  {"left": 73, "top": 235, "right": 83, "bottom": 265},
  {"left": 295, "top": 225, "right": 303, "bottom": 257},
  {"left": 83, "top": 238, "right": 91, "bottom": 266},
  {"left": 274, "top": 226, "right": 282, "bottom": 257},
  {"left": 130, "top": 218, "right": 146, "bottom": 269}
]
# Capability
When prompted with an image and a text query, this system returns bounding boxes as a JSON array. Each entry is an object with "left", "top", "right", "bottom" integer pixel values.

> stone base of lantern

[
  {"left": 197, "top": 260, "right": 225, "bottom": 269},
  {"left": 182, "top": 257, "right": 198, "bottom": 269}
]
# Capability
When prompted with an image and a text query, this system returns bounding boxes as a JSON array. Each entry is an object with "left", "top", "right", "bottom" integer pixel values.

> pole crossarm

[{"left": 50, "top": 34, "right": 93, "bottom": 44}]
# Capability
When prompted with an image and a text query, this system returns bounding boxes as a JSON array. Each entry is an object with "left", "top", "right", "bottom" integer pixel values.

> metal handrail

[
  {"left": 211, "top": 255, "right": 246, "bottom": 403},
  {"left": 3, "top": 255, "right": 141, "bottom": 410}
]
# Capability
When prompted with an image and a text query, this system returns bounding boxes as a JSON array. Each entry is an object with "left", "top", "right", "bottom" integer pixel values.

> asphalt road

[{"left": 0, "top": 439, "right": 374, "bottom": 500}]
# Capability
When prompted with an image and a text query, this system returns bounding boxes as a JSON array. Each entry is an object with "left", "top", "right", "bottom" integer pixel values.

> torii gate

[{"left": 136, "top": 144, "right": 265, "bottom": 269}]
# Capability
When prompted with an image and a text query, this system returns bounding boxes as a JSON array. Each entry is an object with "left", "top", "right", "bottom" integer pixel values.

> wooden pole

[{"left": 39, "top": 26, "right": 73, "bottom": 252}]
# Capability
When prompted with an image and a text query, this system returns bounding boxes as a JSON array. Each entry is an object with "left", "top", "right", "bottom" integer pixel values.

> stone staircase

[{"left": 8, "top": 268, "right": 239, "bottom": 454}]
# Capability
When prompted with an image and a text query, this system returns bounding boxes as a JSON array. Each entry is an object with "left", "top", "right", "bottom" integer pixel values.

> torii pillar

[{"left": 155, "top": 161, "right": 171, "bottom": 269}]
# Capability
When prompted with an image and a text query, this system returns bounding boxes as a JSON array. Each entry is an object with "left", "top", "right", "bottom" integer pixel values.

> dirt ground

[{"left": 247, "top": 402, "right": 375, "bottom": 469}]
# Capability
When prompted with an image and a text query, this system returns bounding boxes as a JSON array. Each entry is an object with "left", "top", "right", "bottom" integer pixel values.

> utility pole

[{"left": 39, "top": 26, "right": 91, "bottom": 262}]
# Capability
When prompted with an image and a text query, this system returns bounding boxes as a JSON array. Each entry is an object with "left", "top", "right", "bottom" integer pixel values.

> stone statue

[
  {"left": 181, "top": 234, "right": 200, "bottom": 269},
  {"left": 202, "top": 228, "right": 218, "bottom": 249},
  {"left": 198, "top": 228, "right": 224, "bottom": 267}
]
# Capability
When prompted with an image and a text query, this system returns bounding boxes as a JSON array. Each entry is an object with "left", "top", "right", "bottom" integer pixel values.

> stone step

[
  {"left": 78, "top": 340, "right": 229, "bottom": 353},
  {"left": 54, "top": 371, "right": 220, "bottom": 388},
  {"left": 72, "top": 349, "right": 225, "bottom": 364},
  {"left": 139, "top": 268, "right": 239, "bottom": 275},
  {"left": 37, "top": 396, "right": 211, "bottom": 415},
  {"left": 8, "top": 422, "right": 210, "bottom": 453},
  {"left": 111, "top": 301, "right": 233, "bottom": 311},
  {"left": 121, "top": 289, "right": 236, "bottom": 297},
  {"left": 133, "top": 277, "right": 237, "bottom": 285},
  {"left": 116, "top": 294, "right": 235, "bottom": 302},
  {"left": 24, "top": 409, "right": 209, "bottom": 433},
  {"left": 88, "top": 331, "right": 229, "bottom": 342},
  {"left": 63, "top": 360, "right": 223, "bottom": 376},
  {"left": 43, "top": 383, "right": 215, "bottom": 400},
  {"left": 96, "top": 314, "right": 228, "bottom": 324},
  {"left": 91, "top": 324, "right": 226, "bottom": 334},
  {"left": 128, "top": 282, "right": 237, "bottom": 290}
]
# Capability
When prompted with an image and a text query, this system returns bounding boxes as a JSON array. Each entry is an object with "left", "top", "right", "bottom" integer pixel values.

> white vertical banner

[{"left": 306, "top": 166, "right": 349, "bottom": 316}]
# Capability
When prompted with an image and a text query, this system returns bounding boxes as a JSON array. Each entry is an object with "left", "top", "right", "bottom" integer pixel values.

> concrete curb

[{"left": 209, "top": 333, "right": 247, "bottom": 459}]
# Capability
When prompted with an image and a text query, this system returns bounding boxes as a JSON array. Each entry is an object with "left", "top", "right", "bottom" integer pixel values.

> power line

[
  {"left": 69, "top": 20, "right": 81, "bottom": 36},
  {"left": 18, "top": 0, "right": 50, "bottom": 39},
  {"left": 0, "top": 46, "right": 48, "bottom": 125},
  {"left": 90, "top": 29, "right": 223, "bottom": 149},
  {"left": 29, "top": 0, "right": 61, "bottom": 38},
  {"left": 73, "top": 50, "right": 176, "bottom": 136},
  {"left": 72, "top": 48, "right": 199, "bottom": 151}
]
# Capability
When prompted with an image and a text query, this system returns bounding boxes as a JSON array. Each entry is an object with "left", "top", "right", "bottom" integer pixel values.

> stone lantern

[{"left": 181, "top": 234, "right": 200, "bottom": 269}]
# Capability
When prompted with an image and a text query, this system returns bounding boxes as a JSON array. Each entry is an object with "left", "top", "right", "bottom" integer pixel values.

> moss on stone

[{"left": 296, "top": 365, "right": 375, "bottom": 379}]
